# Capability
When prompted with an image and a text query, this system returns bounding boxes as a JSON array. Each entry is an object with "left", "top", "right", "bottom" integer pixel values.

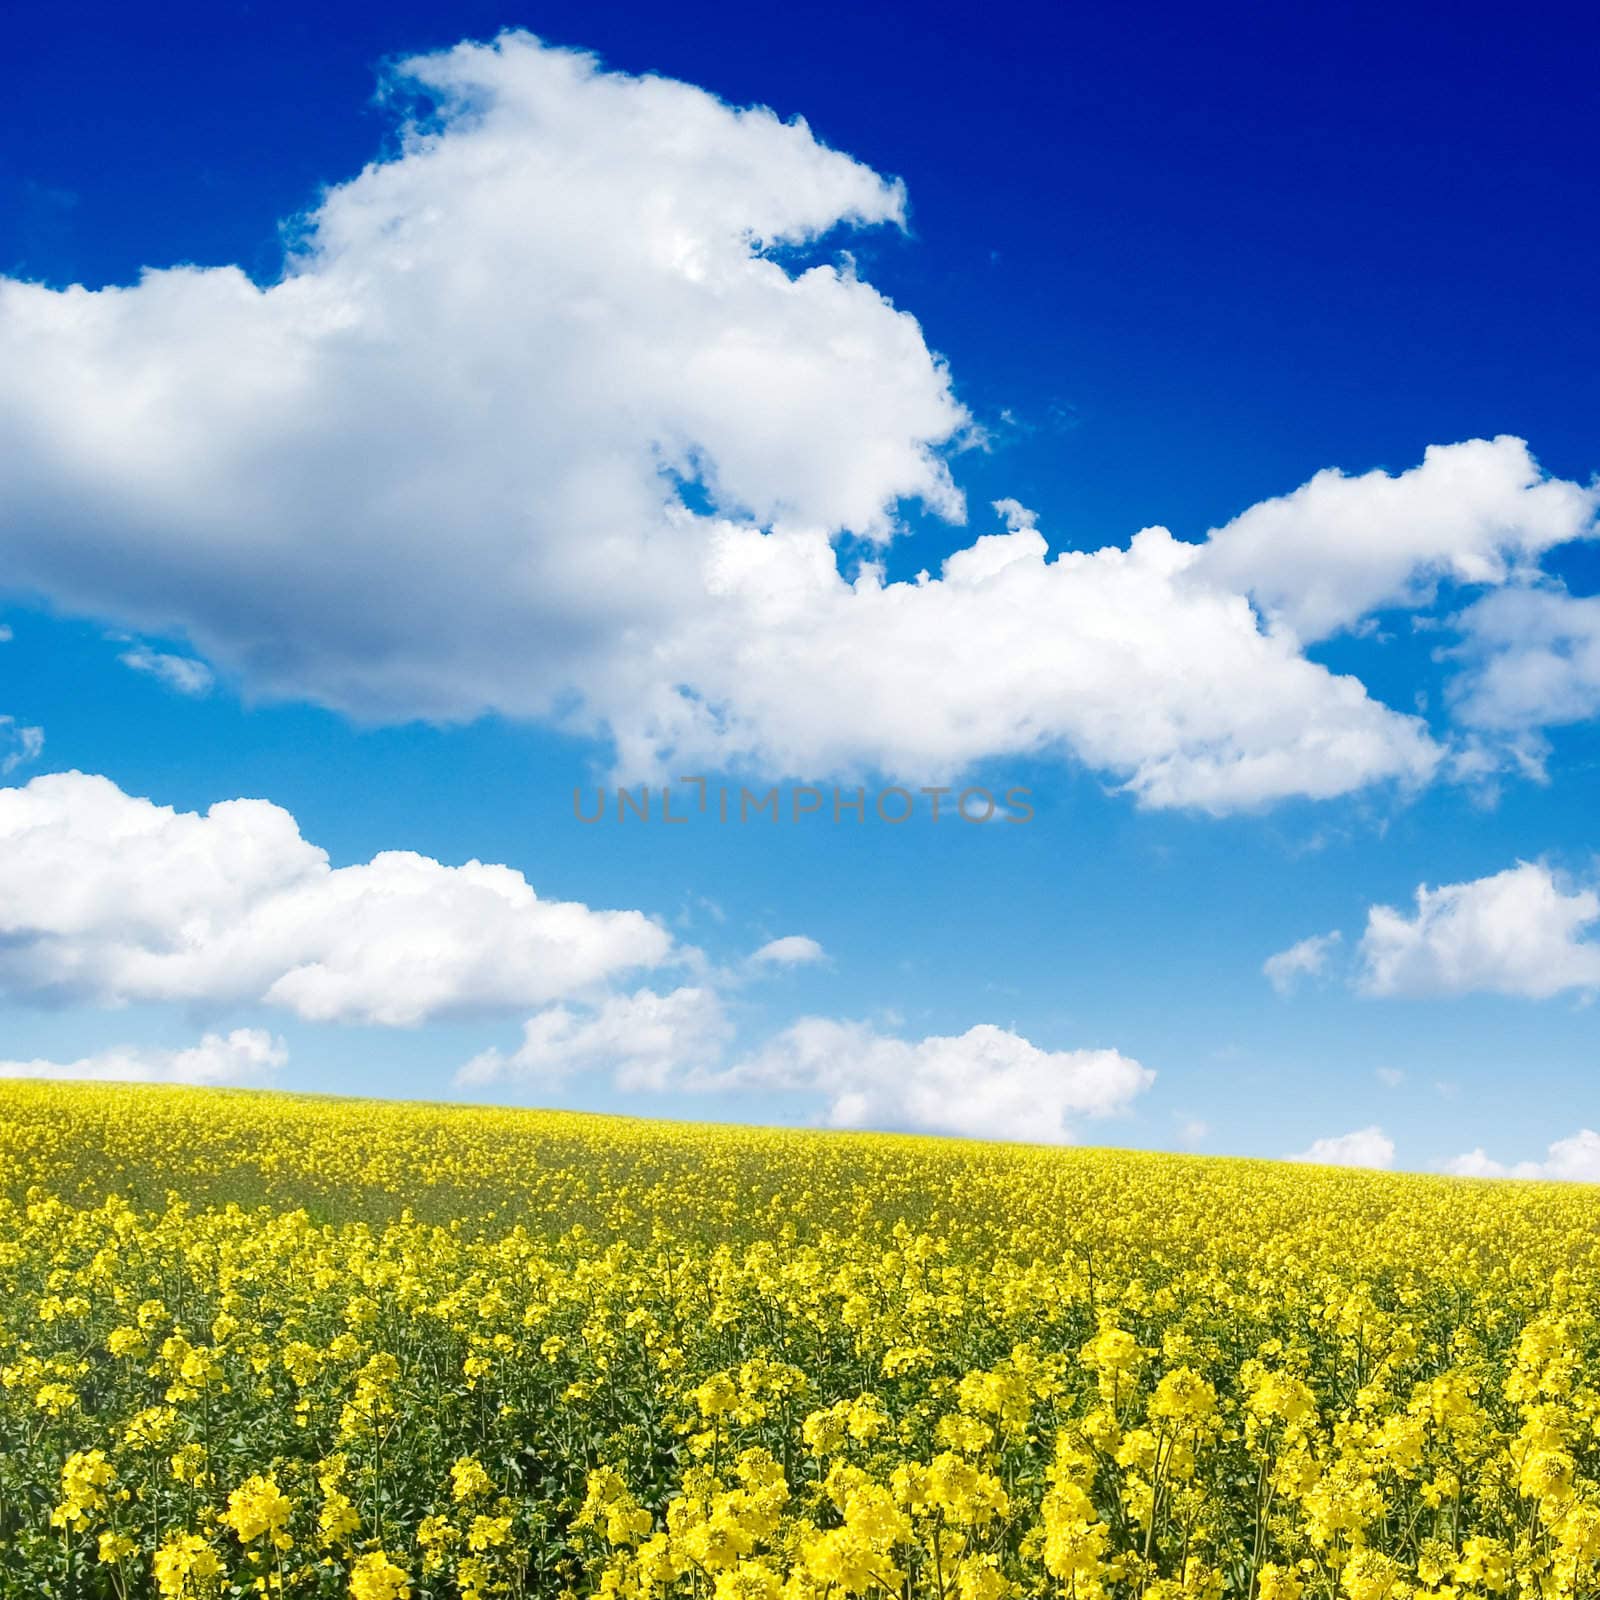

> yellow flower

[
  {"left": 713, "top": 1559, "right": 784, "bottom": 1599},
  {"left": 467, "top": 1513, "right": 512, "bottom": 1551},
  {"left": 153, "top": 1532, "right": 223, "bottom": 1598},
  {"left": 1341, "top": 1548, "right": 1403, "bottom": 1600},
  {"left": 52, "top": 1448, "right": 117, "bottom": 1530},
  {"left": 451, "top": 1454, "right": 494, "bottom": 1501},
  {"left": 1256, "top": 1564, "right": 1303, "bottom": 1600},
  {"left": 223, "top": 1473, "right": 294, "bottom": 1546},
  {"left": 9, "top": 1080, "right": 1600, "bottom": 1600},
  {"left": 694, "top": 1372, "right": 738, "bottom": 1418},
  {"left": 33, "top": 1381, "right": 79, "bottom": 1416},
  {"left": 320, "top": 1490, "right": 362, "bottom": 1545},
  {"left": 1149, "top": 1367, "right": 1217, "bottom": 1424},
  {"left": 98, "top": 1530, "right": 137, "bottom": 1564},
  {"left": 107, "top": 1325, "right": 149, "bottom": 1359},
  {"left": 348, "top": 1550, "right": 410, "bottom": 1600}
]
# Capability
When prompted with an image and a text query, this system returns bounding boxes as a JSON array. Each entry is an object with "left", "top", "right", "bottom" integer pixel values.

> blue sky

[{"left": 1, "top": 0, "right": 1597, "bottom": 1174}]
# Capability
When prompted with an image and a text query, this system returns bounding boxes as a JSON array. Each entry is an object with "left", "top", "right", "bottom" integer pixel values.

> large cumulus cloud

[{"left": 1, "top": 34, "right": 1593, "bottom": 810}]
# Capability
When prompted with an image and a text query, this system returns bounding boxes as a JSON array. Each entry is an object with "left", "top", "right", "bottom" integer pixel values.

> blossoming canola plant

[{"left": 2, "top": 1084, "right": 1599, "bottom": 1600}]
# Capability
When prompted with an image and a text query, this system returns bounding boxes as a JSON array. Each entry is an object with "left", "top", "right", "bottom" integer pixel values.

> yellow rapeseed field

[{"left": 3, "top": 1082, "right": 1599, "bottom": 1600}]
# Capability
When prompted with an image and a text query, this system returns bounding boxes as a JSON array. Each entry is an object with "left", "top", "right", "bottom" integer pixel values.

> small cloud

[
  {"left": 990, "top": 497, "right": 1038, "bottom": 533},
  {"left": 674, "top": 894, "right": 726, "bottom": 930},
  {"left": 1358, "top": 861, "right": 1600, "bottom": 1000},
  {"left": 704, "top": 1018, "right": 1153, "bottom": 1145},
  {"left": 1375, "top": 1067, "right": 1405, "bottom": 1088},
  {"left": 0, "top": 1028, "right": 286, "bottom": 1086},
  {"left": 1434, "top": 1079, "right": 1460, "bottom": 1100},
  {"left": 750, "top": 935, "right": 827, "bottom": 968},
  {"left": 0, "top": 717, "right": 44, "bottom": 776},
  {"left": 0, "top": 624, "right": 12, "bottom": 642},
  {"left": 1176, "top": 1116, "right": 1209, "bottom": 1147},
  {"left": 1444, "top": 1148, "right": 1503, "bottom": 1178},
  {"left": 1286, "top": 1125, "right": 1395, "bottom": 1169},
  {"left": 1444, "top": 1129, "right": 1600, "bottom": 1183},
  {"left": 458, "top": 987, "right": 730, "bottom": 1094},
  {"left": 119, "top": 644, "right": 214, "bottom": 697},
  {"left": 1263, "top": 930, "right": 1342, "bottom": 995}
]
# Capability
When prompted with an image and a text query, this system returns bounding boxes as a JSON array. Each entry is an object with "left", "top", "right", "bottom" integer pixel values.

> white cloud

[
  {"left": 1286, "top": 1125, "right": 1395, "bottom": 1169},
  {"left": 1447, "top": 587, "right": 1600, "bottom": 734},
  {"left": 1444, "top": 1129, "right": 1600, "bottom": 1182},
  {"left": 705, "top": 1018, "right": 1153, "bottom": 1143},
  {"left": 1358, "top": 862, "right": 1600, "bottom": 999},
  {"left": 0, "top": 770, "right": 673, "bottom": 1023},
  {"left": 0, "top": 32, "right": 963, "bottom": 727},
  {"left": 990, "top": 497, "right": 1037, "bottom": 534},
  {"left": 1195, "top": 437, "right": 1596, "bottom": 643},
  {"left": 639, "top": 511, "right": 1445, "bottom": 811},
  {"left": 1263, "top": 930, "right": 1341, "bottom": 994},
  {"left": 1443, "top": 1149, "right": 1510, "bottom": 1179},
  {"left": 2, "top": 36, "right": 1587, "bottom": 810},
  {"left": 119, "top": 644, "right": 214, "bottom": 696},
  {"left": 750, "top": 934, "right": 827, "bottom": 966},
  {"left": 1376, "top": 1066, "right": 1405, "bottom": 1087},
  {"left": 458, "top": 985, "right": 729, "bottom": 1092},
  {"left": 0, "top": 716, "right": 43, "bottom": 775},
  {"left": 0, "top": 624, "right": 12, "bottom": 641},
  {"left": 0, "top": 1028, "right": 285, "bottom": 1085},
  {"left": 459, "top": 997, "right": 1151, "bottom": 1144}
]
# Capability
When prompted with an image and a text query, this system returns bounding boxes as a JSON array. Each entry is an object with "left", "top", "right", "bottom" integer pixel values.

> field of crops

[{"left": 3, "top": 1082, "right": 1599, "bottom": 1600}]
